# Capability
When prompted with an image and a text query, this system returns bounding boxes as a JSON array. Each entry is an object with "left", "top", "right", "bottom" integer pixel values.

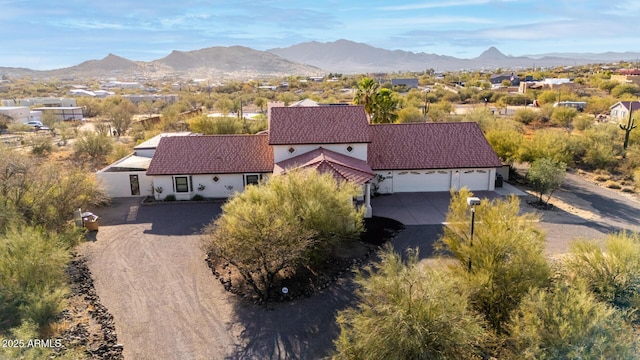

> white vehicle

[{"left": 24, "top": 120, "right": 50, "bottom": 131}]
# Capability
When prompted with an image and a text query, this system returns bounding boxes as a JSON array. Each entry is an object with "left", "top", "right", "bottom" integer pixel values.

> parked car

[{"left": 24, "top": 120, "right": 50, "bottom": 131}]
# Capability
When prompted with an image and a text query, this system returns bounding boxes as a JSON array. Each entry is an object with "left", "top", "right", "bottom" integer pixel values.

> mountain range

[{"left": 2, "top": 39, "right": 639, "bottom": 80}]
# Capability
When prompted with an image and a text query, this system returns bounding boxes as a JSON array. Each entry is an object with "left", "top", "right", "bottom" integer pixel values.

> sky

[{"left": 1, "top": 0, "right": 639, "bottom": 70}]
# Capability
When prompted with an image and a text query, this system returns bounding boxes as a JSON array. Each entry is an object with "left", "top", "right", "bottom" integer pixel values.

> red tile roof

[
  {"left": 368, "top": 122, "right": 502, "bottom": 170},
  {"left": 269, "top": 106, "right": 371, "bottom": 145},
  {"left": 146, "top": 134, "right": 273, "bottom": 175},
  {"left": 274, "top": 147, "right": 375, "bottom": 184}
]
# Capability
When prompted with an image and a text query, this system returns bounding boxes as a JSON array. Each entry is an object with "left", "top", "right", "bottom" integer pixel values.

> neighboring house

[
  {"left": 610, "top": 101, "right": 640, "bottom": 121},
  {"left": 134, "top": 106, "right": 501, "bottom": 217},
  {"left": 0, "top": 106, "right": 31, "bottom": 122},
  {"left": 490, "top": 73, "right": 519, "bottom": 86},
  {"left": 32, "top": 106, "right": 83, "bottom": 121},
  {"left": 68, "top": 89, "right": 115, "bottom": 98},
  {"left": 0, "top": 97, "right": 77, "bottom": 107},
  {"left": 391, "top": 78, "right": 419, "bottom": 90},
  {"left": 611, "top": 69, "right": 640, "bottom": 86}
]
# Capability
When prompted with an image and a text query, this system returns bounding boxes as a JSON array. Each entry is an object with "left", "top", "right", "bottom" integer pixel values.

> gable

[{"left": 268, "top": 105, "right": 370, "bottom": 145}]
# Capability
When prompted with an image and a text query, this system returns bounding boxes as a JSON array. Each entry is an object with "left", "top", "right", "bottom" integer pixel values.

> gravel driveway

[{"left": 80, "top": 198, "right": 355, "bottom": 360}]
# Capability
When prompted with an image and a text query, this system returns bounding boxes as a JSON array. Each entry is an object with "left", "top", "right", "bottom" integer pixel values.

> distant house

[
  {"left": 0, "top": 106, "right": 31, "bottom": 123},
  {"left": 391, "top": 78, "right": 419, "bottom": 90},
  {"left": 611, "top": 69, "right": 640, "bottom": 86},
  {"left": 32, "top": 107, "right": 84, "bottom": 121},
  {"left": 1, "top": 97, "right": 76, "bottom": 107},
  {"left": 610, "top": 101, "right": 640, "bottom": 121},
  {"left": 490, "top": 73, "right": 519, "bottom": 86}
]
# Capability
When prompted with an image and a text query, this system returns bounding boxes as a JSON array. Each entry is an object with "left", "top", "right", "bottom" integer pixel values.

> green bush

[
  {"left": 191, "top": 194, "right": 204, "bottom": 201},
  {"left": 513, "top": 108, "right": 539, "bottom": 125},
  {"left": 334, "top": 246, "right": 487, "bottom": 360},
  {"left": 567, "top": 232, "right": 640, "bottom": 312},
  {"left": 164, "top": 194, "right": 176, "bottom": 201},
  {"left": 508, "top": 285, "right": 639, "bottom": 359},
  {"left": 30, "top": 136, "right": 53, "bottom": 156},
  {"left": 73, "top": 130, "right": 113, "bottom": 159},
  {"left": 437, "top": 189, "right": 549, "bottom": 334},
  {"left": 0, "top": 227, "right": 70, "bottom": 330}
]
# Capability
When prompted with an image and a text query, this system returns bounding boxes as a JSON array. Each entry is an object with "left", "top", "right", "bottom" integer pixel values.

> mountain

[
  {"left": 268, "top": 40, "right": 640, "bottom": 73},
  {"left": 153, "top": 46, "right": 322, "bottom": 77},
  {"left": 2, "top": 40, "right": 640, "bottom": 80}
]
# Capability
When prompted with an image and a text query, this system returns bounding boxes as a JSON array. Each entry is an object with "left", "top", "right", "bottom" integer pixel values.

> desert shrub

[
  {"left": 513, "top": 108, "right": 539, "bottom": 125},
  {"left": 485, "top": 127, "right": 524, "bottom": 163},
  {"left": 30, "top": 135, "right": 53, "bottom": 156},
  {"left": 437, "top": 189, "right": 549, "bottom": 334},
  {"left": 106, "top": 143, "right": 134, "bottom": 163},
  {"left": 334, "top": 246, "right": 487, "bottom": 360},
  {"left": 0, "top": 226, "right": 70, "bottom": 330},
  {"left": 605, "top": 180, "right": 622, "bottom": 189},
  {"left": 74, "top": 131, "right": 113, "bottom": 159},
  {"left": 508, "top": 285, "right": 639, "bottom": 359},
  {"left": 191, "top": 194, "right": 204, "bottom": 201},
  {"left": 164, "top": 194, "right": 176, "bottom": 201},
  {"left": 572, "top": 114, "right": 595, "bottom": 131},
  {"left": 567, "top": 232, "right": 640, "bottom": 312},
  {"left": 519, "top": 129, "right": 572, "bottom": 164},
  {"left": 551, "top": 106, "right": 578, "bottom": 129},
  {"left": 527, "top": 158, "right": 566, "bottom": 204},
  {"left": 397, "top": 106, "right": 425, "bottom": 123},
  {"left": 203, "top": 169, "right": 363, "bottom": 301}
]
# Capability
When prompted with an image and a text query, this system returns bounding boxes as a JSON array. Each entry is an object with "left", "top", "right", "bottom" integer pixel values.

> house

[
  {"left": 32, "top": 106, "right": 84, "bottom": 121},
  {"left": 610, "top": 101, "right": 640, "bottom": 121},
  {"left": 391, "top": 78, "right": 419, "bottom": 90},
  {"left": 490, "top": 73, "right": 519, "bottom": 86},
  {"left": 139, "top": 105, "right": 501, "bottom": 217},
  {"left": 0, "top": 106, "right": 31, "bottom": 122},
  {"left": 611, "top": 69, "right": 640, "bottom": 86}
]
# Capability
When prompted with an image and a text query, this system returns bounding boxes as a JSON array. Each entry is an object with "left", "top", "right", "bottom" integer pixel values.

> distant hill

[
  {"left": 2, "top": 40, "right": 640, "bottom": 80},
  {"left": 152, "top": 46, "right": 322, "bottom": 77},
  {"left": 268, "top": 39, "right": 640, "bottom": 73}
]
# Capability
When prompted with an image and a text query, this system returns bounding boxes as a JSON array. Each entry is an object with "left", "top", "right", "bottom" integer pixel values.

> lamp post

[{"left": 466, "top": 197, "right": 481, "bottom": 272}]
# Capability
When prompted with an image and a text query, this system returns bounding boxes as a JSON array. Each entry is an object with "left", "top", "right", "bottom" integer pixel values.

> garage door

[
  {"left": 392, "top": 170, "right": 451, "bottom": 192},
  {"left": 460, "top": 169, "right": 491, "bottom": 190}
]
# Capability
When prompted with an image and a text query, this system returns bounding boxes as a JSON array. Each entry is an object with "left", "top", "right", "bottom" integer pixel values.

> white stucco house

[
  {"left": 138, "top": 105, "right": 502, "bottom": 217},
  {"left": 610, "top": 101, "right": 640, "bottom": 121}
]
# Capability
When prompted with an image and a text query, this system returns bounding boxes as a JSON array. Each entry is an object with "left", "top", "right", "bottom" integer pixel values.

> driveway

[
  {"left": 80, "top": 198, "right": 356, "bottom": 360},
  {"left": 377, "top": 177, "right": 640, "bottom": 258}
]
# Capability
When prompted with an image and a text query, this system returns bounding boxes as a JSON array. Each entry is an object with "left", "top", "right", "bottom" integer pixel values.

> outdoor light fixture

[{"left": 466, "top": 197, "right": 480, "bottom": 272}]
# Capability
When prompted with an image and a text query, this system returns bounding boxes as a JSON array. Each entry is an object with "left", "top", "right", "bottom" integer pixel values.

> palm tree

[
  {"left": 372, "top": 88, "right": 398, "bottom": 124},
  {"left": 354, "top": 77, "right": 379, "bottom": 119}
]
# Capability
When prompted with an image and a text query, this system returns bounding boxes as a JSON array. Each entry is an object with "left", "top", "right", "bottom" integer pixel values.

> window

[
  {"left": 174, "top": 176, "right": 190, "bottom": 193},
  {"left": 244, "top": 174, "right": 262, "bottom": 187}
]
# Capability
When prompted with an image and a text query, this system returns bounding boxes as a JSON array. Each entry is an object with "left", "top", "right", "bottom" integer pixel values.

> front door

[{"left": 130, "top": 174, "right": 140, "bottom": 196}]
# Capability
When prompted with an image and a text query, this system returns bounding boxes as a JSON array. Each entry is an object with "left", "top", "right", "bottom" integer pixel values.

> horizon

[{"left": 2, "top": 0, "right": 639, "bottom": 70}]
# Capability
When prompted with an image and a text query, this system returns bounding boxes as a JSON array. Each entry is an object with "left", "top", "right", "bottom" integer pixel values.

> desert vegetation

[{"left": 334, "top": 190, "right": 640, "bottom": 359}]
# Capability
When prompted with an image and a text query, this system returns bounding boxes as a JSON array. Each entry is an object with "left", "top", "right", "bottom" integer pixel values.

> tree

[
  {"left": 437, "top": 189, "right": 549, "bottom": 334},
  {"left": 203, "top": 170, "right": 364, "bottom": 300},
  {"left": 334, "top": 246, "right": 487, "bottom": 360},
  {"left": 508, "top": 285, "right": 639, "bottom": 359},
  {"left": 109, "top": 100, "right": 136, "bottom": 136},
  {"left": 371, "top": 88, "right": 398, "bottom": 124},
  {"left": 485, "top": 127, "right": 524, "bottom": 163},
  {"left": 526, "top": 158, "right": 566, "bottom": 204},
  {"left": 354, "top": 77, "right": 379, "bottom": 119},
  {"left": 519, "top": 129, "right": 573, "bottom": 165}
]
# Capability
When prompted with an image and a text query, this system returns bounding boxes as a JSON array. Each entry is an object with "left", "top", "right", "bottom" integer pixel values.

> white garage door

[
  {"left": 392, "top": 170, "right": 451, "bottom": 192},
  {"left": 460, "top": 169, "right": 491, "bottom": 190}
]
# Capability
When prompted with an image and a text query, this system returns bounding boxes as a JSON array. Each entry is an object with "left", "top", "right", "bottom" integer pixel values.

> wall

[
  {"left": 151, "top": 173, "right": 270, "bottom": 200},
  {"left": 273, "top": 143, "right": 367, "bottom": 163},
  {"left": 96, "top": 171, "right": 153, "bottom": 198}
]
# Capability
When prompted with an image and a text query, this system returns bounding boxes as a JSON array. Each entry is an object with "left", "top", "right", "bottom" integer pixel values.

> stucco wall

[
  {"left": 273, "top": 143, "right": 367, "bottom": 163},
  {"left": 152, "top": 173, "right": 270, "bottom": 200},
  {"left": 96, "top": 171, "right": 153, "bottom": 198}
]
